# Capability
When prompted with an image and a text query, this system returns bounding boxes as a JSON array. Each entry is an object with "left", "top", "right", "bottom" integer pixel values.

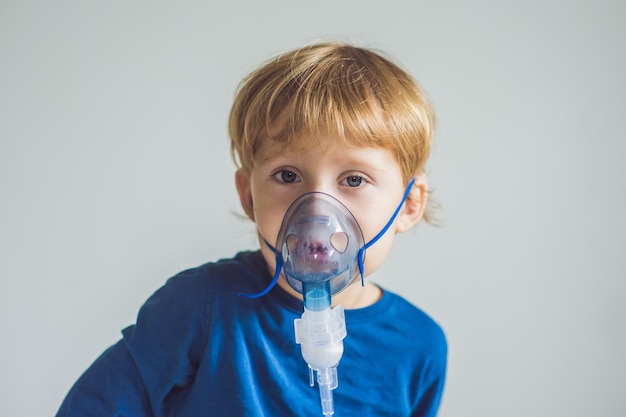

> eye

[
  {"left": 273, "top": 169, "right": 300, "bottom": 184},
  {"left": 342, "top": 175, "right": 364, "bottom": 188}
]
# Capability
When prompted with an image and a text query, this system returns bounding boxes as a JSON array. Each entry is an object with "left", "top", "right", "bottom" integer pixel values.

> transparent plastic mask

[{"left": 276, "top": 192, "right": 365, "bottom": 297}]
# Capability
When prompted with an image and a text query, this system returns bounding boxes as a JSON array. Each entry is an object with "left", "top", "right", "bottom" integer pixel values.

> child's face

[{"left": 235, "top": 135, "right": 426, "bottom": 292}]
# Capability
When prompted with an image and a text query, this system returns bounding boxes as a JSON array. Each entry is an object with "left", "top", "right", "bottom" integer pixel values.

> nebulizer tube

[
  {"left": 274, "top": 192, "right": 364, "bottom": 416},
  {"left": 294, "top": 280, "right": 346, "bottom": 416}
]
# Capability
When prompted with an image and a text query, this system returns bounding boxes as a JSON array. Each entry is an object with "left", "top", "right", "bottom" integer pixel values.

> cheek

[
  {"left": 355, "top": 200, "right": 398, "bottom": 243},
  {"left": 361, "top": 231, "right": 395, "bottom": 277},
  {"left": 353, "top": 201, "right": 400, "bottom": 276},
  {"left": 252, "top": 198, "right": 290, "bottom": 245},
  {"left": 249, "top": 181, "right": 287, "bottom": 242}
]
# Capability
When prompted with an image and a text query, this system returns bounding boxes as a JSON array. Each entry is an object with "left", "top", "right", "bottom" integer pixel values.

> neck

[{"left": 276, "top": 276, "right": 382, "bottom": 310}]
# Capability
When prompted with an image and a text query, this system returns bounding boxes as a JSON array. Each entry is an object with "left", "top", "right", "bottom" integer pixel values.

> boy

[{"left": 57, "top": 41, "right": 447, "bottom": 416}]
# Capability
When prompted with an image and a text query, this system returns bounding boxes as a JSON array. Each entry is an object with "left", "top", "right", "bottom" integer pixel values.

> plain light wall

[{"left": 1, "top": 0, "right": 624, "bottom": 416}]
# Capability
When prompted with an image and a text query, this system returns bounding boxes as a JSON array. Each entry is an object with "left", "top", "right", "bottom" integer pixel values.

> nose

[
  {"left": 302, "top": 177, "right": 335, "bottom": 198},
  {"left": 301, "top": 196, "right": 327, "bottom": 214},
  {"left": 292, "top": 168, "right": 334, "bottom": 193}
]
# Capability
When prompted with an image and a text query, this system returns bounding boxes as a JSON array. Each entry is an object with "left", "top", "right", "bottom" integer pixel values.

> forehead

[
  {"left": 254, "top": 131, "right": 345, "bottom": 162},
  {"left": 258, "top": 114, "right": 389, "bottom": 158}
]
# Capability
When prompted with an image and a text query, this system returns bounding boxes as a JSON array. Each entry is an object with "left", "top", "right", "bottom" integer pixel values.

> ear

[
  {"left": 235, "top": 169, "right": 255, "bottom": 221},
  {"left": 395, "top": 175, "right": 428, "bottom": 233}
]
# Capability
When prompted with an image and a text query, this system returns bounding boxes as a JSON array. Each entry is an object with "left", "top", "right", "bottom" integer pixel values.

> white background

[{"left": 1, "top": 1, "right": 624, "bottom": 416}]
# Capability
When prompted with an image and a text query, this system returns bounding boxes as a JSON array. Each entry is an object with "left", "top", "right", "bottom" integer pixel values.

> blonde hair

[{"left": 229, "top": 42, "right": 437, "bottom": 220}]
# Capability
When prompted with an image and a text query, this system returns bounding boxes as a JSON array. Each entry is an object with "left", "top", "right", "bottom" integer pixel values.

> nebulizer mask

[{"left": 242, "top": 178, "right": 415, "bottom": 416}]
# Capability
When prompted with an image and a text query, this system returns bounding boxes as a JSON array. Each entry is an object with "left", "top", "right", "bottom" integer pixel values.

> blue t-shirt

[{"left": 57, "top": 251, "right": 447, "bottom": 416}]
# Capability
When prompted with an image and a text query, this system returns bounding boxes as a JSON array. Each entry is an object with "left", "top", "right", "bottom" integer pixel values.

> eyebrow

[
  {"left": 255, "top": 138, "right": 393, "bottom": 174},
  {"left": 256, "top": 148, "right": 298, "bottom": 167},
  {"left": 341, "top": 159, "right": 388, "bottom": 175}
]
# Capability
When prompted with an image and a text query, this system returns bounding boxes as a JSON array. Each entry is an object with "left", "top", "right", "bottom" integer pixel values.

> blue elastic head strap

[
  {"left": 238, "top": 177, "right": 416, "bottom": 298},
  {"left": 238, "top": 239, "right": 283, "bottom": 298},
  {"left": 356, "top": 176, "right": 415, "bottom": 286}
]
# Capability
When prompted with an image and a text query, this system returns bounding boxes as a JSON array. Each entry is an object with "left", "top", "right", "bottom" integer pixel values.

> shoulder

[
  {"left": 347, "top": 288, "right": 447, "bottom": 364},
  {"left": 134, "top": 251, "right": 269, "bottom": 328},
  {"left": 173, "top": 250, "right": 265, "bottom": 280},
  {"left": 124, "top": 250, "right": 270, "bottom": 358},
  {"left": 388, "top": 291, "right": 447, "bottom": 358},
  {"left": 354, "top": 289, "right": 446, "bottom": 343},
  {"left": 382, "top": 291, "right": 448, "bottom": 390},
  {"left": 341, "top": 290, "right": 447, "bottom": 414},
  {"left": 159, "top": 250, "right": 268, "bottom": 295},
  {"left": 388, "top": 292, "right": 446, "bottom": 343}
]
